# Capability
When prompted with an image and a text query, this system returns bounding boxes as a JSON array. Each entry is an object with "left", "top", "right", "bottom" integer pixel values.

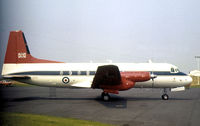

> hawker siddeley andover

[{"left": 1, "top": 31, "right": 192, "bottom": 101}]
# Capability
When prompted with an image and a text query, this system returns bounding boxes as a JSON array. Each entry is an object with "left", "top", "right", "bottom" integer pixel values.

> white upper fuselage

[
  {"left": 2, "top": 63, "right": 177, "bottom": 74},
  {"left": 2, "top": 62, "right": 192, "bottom": 88}
]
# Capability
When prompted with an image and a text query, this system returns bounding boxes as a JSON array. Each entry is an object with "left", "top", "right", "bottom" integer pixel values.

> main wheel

[
  {"left": 101, "top": 92, "right": 110, "bottom": 101},
  {"left": 162, "top": 94, "right": 169, "bottom": 100}
]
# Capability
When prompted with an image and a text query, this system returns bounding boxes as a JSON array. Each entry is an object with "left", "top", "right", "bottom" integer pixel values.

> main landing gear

[
  {"left": 162, "top": 88, "right": 169, "bottom": 100},
  {"left": 101, "top": 92, "right": 110, "bottom": 101}
]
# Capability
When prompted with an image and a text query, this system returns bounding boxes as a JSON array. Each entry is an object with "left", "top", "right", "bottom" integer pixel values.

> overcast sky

[{"left": 1, "top": 0, "right": 200, "bottom": 74}]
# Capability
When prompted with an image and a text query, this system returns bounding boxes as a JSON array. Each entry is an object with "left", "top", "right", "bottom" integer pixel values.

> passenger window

[
  {"left": 72, "top": 71, "right": 78, "bottom": 75},
  {"left": 89, "top": 71, "right": 96, "bottom": 75},
  {"left": 80, "top": 71, "right": 87, "bottom": 75},
  {"left": 63, "top": 71, "right": 70, "bottom": 75}
]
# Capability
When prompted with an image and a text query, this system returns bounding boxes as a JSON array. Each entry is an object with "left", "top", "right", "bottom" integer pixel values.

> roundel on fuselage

[{"left": 62, "top": 77, "right": 70, "bottom": 84}]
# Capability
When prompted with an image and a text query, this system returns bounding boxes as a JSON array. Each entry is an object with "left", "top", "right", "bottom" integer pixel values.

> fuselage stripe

[{"left": 7, "top": 71, "right": 187, "bottom": 76}]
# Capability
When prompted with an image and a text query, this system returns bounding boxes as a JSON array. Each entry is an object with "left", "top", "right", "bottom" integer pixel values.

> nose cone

[
  {"left": 188, "top": 76, "right": 193, "bottom": 83},
  {"left": 186, "top": 76, "right": 193, "bottom": 86}
]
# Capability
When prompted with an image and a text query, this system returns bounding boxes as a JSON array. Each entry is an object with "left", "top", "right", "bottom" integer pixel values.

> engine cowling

[
  {"left": 100, "top": 72, "right": 150, "bottom": 93},
  {"left": 120, "top": 71, "right": 151, "bottom": 82}
]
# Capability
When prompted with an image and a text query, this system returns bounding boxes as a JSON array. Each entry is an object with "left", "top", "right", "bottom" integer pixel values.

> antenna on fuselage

[{"left": 148, "top": 59, "right": 152, "bottom": 63}]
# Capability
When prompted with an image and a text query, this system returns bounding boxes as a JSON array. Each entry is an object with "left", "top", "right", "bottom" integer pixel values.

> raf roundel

[{"left": 62, "top": 77, "right": 70, "bottom": 84}]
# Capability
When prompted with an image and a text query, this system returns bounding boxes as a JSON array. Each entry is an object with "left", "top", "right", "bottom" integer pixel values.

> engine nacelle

[{"left": 120, "top": 72, "right": 151, "bottom": 82}]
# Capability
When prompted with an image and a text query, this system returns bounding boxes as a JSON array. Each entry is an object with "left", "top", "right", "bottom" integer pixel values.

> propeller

[
  {"left": 150, "top": 72, "right": 157, "bottom": 80},
  {"left": 150, "top": 71, "right": 157, "bottom": 88},
  {"left": 148, "top": 59, "right": 157, "bottom": 88}
]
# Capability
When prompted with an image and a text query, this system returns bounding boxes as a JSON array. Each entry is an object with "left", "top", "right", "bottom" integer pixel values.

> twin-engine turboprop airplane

[{"left": 2, "top": 31, "right": 192, "bottom": 101}]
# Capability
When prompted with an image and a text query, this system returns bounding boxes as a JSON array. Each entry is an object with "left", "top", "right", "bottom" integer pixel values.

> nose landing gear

[
  {"left": 162, "top": 94, "right": 169, "bottom": 100},
  {"left": 162, "top": 88, "right": 169, "bottom": 100}
]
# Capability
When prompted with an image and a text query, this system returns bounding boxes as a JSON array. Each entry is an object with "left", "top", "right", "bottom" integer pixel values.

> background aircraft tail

[{"left": 4, "top": 30, "right": 62, "bottom": 64}]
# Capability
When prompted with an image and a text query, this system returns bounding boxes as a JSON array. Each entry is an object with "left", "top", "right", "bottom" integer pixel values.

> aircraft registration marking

[{"left": 18, "top": 53, "right": 26, "bottom": 58}]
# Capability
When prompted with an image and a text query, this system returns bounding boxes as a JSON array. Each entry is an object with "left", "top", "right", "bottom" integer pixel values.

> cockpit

[{"left": 170, "top": 67, "right": 180, "bottom": 73}]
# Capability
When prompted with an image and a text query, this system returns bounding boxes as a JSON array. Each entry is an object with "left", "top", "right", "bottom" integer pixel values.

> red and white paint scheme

[{"left": 2, "top": 31, "right": 192, "bottom": 100}]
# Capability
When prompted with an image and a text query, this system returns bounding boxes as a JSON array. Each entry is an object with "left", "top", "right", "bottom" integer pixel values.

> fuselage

[
  {"left": 1, "top": 30, "right": 193, "bottom": 101},
  {"left": 2, "top": 62, "right": 192, "bottom": 88}
]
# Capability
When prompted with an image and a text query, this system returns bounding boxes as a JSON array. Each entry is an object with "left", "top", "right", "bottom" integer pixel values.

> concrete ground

[{"left": 0, "top": 86, "right": 200, "bottom": 126}]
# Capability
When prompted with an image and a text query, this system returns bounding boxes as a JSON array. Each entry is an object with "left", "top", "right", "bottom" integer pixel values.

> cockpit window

[
  {"left": 175, "top": 69, "right": 180, "bottom": 73},
  {"left": 171, "top": 68, "right": 180, "bottom": 73},
  {"left": 171, "top": 68, "right": 175, "bottom": 73}
]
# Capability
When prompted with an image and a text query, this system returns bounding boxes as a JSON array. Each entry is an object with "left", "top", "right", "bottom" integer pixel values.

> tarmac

[{"left": 0, "top": 86, "right": 200, "bottom": 126}]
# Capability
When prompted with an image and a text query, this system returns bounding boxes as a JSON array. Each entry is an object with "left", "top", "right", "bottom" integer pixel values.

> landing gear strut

[
  {"left": 101, "top": 92, "right": 110, "bottom": 101},
  {"left": 162, "top": 88, "right": 169, "bottom": 100}
]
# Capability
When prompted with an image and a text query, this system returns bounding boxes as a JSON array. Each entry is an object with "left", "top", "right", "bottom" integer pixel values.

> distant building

[
  {"left": 190, "top": 70, "right": 200, "bottom": 76},
  {"left": 189, "top": 70, "right": 200, "bottom": 85}
]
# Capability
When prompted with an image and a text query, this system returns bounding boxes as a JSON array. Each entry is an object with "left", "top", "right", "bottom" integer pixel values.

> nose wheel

[
  {"left": 162, "top": 94, "right": 169, "bottom": 100},
  {"left": 101, "top": 92, "right": 110, "bottom": 101},
  {"left": 162, "top": 88, "right": 169, "bottom": 100}
]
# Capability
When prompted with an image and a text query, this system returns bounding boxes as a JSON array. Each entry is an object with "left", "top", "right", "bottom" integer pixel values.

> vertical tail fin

[
  {"left": 4, "top": 30, "right": 62, "bottom": 64},
  {"left": 4, "top": 30, "right": 30, "bottom": 63}
]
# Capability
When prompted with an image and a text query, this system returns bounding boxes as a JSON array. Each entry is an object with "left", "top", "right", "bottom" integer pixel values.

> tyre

[
  {"left": 101, "top": 92, "right": 110, "bottom": 101},
  {"left": 162, "top": 94, "right": 169, "bottom": 100}
]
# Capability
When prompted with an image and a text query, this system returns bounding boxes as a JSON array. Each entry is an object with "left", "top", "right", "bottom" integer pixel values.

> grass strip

[
  {"left": 0, "top": 112, "right": 114, "bottom": 126},
  {"left": 190, "top": 84, "right": 200, "bottom": 88}
]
